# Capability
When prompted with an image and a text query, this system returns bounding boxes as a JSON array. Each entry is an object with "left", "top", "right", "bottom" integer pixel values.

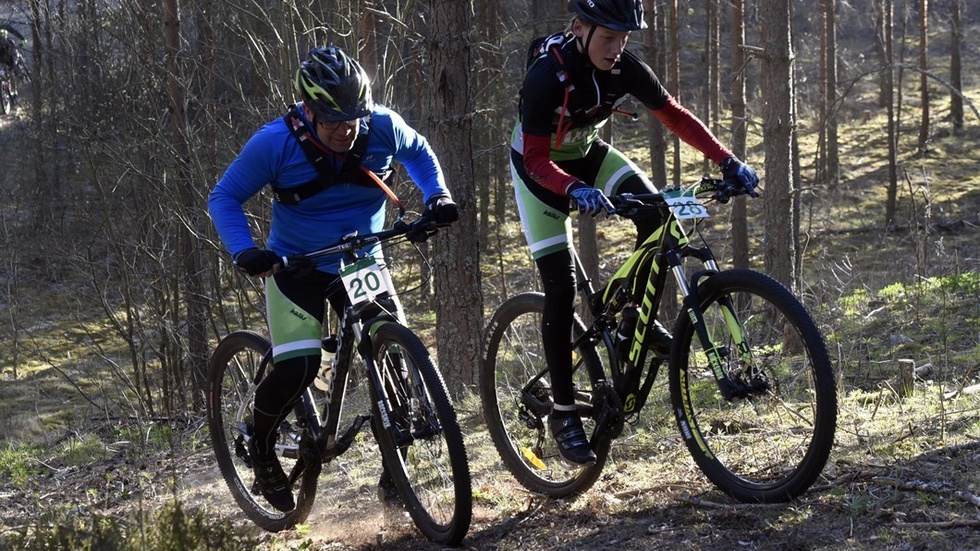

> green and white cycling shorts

[
  {"left": 264, "top": 271, "right": 337, "bottom": 363},
  {"left": 510, "top": 135, "right": 652, "bottom": 260}
]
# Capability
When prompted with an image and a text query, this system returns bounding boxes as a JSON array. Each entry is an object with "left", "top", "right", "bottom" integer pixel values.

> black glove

[
  {"left": 720, "top": 157, "right": 760, "bottom": 197},
  {"left": 423, "top": 194, "right": 459, "bottom": 225},
  {"left": 233, "top": 248, "right": 281, "bottom": 277}
]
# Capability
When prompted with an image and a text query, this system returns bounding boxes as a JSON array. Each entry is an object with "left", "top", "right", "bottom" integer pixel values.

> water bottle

[
  {"left": 615, "top": 306, "right": 639, "bottom": 364},
  {"left": 314, "top": 334, "right": 337, "bottom": 391}
]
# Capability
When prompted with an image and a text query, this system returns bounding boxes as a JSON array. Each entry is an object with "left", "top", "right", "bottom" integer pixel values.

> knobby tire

[
  {"left": 369, "top": 322, "right": 472, "bottom": 545},
  {"left": 669, "top": 269, "right": 837, "bottom": 502},
  {"left": 207, "top": 330, "right": 319, "bottom": 531},
  {"left": 480, "top": 292, "right": 611, "bottom": 498}
]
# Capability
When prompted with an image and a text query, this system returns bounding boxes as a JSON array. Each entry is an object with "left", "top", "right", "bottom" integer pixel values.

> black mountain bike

[
  {"left": 208, "top": 215, "right": 471, "bottom": 545},
  {"left": 481, "top": 177, "right": 837, "bottom": 503}
]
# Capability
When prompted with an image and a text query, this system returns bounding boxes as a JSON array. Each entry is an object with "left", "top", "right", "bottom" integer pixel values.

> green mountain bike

[
  {"left": 208, "top": 215, "right": 471, "bottom": 545},
  {"left": 481, "top": 177, "right": 837, "bottom": 503}
]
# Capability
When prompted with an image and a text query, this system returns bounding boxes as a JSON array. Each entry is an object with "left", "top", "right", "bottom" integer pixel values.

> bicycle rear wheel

[
  {"left": 669, "top": 269, "right": 837, "bottom": 502},
  {"left": 369, "top": 322, "right": 471, "bottom": 545},
  {"left": 207, "top": 330, "right": 320, "bottom": 531},
  {"left": 480, "top": 292, "right": 610, "bottom": 498}
]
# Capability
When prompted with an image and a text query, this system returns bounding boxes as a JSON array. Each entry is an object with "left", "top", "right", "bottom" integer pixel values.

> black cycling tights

[
  {"left": 251, "top": 354, "right": 320, "bottom": 457},
  {"left": 251, "top": 271, "right": 348, "bottom": 458},
  {"left": 536, "top": 176, "right": 660, "bottom": 406}
]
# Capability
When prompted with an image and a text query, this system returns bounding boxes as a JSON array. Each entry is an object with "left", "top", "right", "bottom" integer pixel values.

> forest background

[{"left": 0, "top": 0, "right": 978, "bottom": 549}]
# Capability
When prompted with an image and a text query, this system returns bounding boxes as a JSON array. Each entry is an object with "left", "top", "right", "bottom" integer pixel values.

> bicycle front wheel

[
  {"left": 369, "top": 322, "right": 471, "bottom": 546},
  {"left": 207, "top": 330, "right": 319, "bottom": 531},
  {"left": 669, "top": 270, "right": 837, "bottom": 503},
  {"left": 480, "top": 292, "right": 610, "bottom": 498}
]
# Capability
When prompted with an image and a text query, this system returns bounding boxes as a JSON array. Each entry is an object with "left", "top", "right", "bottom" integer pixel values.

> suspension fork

[
  {"left": 356, "top": 299, "right": 415, "bottom": 443},
  {"left": 668, "top": 247, "right": 749, "bottom": 401}
]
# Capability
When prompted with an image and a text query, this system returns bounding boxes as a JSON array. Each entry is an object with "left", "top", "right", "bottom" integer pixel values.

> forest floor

[{"left": 2, "top": 394, "right": 980, "bottom": 551}]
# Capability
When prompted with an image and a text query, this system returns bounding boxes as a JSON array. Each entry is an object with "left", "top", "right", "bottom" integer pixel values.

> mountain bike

[
  {"left": 481, "top": 177, "right": 837, "bottom": 503},
  {"left": 208, "top": 214, "right": 472, "bottom": 545}
]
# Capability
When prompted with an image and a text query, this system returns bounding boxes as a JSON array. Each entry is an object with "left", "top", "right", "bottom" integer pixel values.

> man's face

[{"left": 315, "top": 117, "right": 360, "bottom": 152}]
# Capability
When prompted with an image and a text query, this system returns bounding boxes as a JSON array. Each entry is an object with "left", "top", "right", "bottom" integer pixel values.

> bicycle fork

[
  {"left": 668, "top": 249, "right": 759, "bottom": 401},
  {"left": 357, "top": 315, "right": 423, "bottom": 448}
]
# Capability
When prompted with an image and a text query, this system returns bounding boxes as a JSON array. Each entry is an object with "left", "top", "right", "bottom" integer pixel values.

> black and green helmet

[{"left": 295, "top": 46, "right": 373, "bottom": 121}]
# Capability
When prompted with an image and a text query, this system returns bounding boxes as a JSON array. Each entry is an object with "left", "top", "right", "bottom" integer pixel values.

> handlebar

[
  {"left": 280, "top": 216, "right": 446, "bottom": 272},
  {"left": 604, "top": 176, "right": 760, "bottom": 217}
]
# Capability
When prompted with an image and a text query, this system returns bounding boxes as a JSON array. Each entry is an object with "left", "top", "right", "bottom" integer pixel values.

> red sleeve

[
  {"left": 522, "top": 133, "right": 580, "bottom": 195},
  {"left": 650, "top": 96, "right": 732, "bottom": 165}
]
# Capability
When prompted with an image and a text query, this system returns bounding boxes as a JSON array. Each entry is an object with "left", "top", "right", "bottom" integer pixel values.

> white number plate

[
  {"left": 339, "top": 257, "right": 390, "bottom": 306},
  {"left": 662, "top": 189, "right": 709, "bottom": 220}
]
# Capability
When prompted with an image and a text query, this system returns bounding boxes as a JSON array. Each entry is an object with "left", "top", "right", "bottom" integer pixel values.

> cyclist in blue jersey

[
  {"left": 209, "top": 45, "right": 458, "bottom": 512},
  {"left": 510, "top": 0, "right": 759, "bottom": 467}
]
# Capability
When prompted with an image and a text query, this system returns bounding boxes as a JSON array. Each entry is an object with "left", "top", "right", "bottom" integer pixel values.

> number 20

[{"left": 350, "top": 271, "right": 382, "bottom": 298}]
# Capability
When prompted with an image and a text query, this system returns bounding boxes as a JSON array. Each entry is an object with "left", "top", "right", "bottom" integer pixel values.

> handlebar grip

[{"left": 714, "top": 178, "right": 760, "bottom": 203}]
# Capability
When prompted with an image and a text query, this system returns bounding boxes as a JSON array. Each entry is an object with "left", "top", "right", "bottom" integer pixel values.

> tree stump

[{"left": 898, "top": 358, "right": 915, "bottom": 398}]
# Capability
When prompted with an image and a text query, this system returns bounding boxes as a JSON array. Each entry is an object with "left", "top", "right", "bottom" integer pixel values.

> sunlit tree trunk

[
  {"left": 668, "top": 0, "right": 681, "bottom": 187},
  {"left": 876, "top": 0, "right": 899, "bottom": 225},
  {"left": 702, "top": 0, "right": 719, "bottom": 174},
  {"left": 949, "top": 0, "right": 962, "bottom": 134},
  {"left": 821, "top": 0, "right": 839, "bottom": 188},
  {"left": 759, "top": 0, "right": 797, "bottom": 290},
  {"left": 644, "top": 0, "right": 667, "bottom": 187}
]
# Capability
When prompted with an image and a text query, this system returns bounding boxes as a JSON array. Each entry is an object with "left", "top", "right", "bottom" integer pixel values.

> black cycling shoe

[
  {"left": 549, "top": 411, "right": 597, "bottom": 467},
  {"left": 650, "top": 320, "right": 673, "bottom": 358},
  {"left": 377, "top": 470, "right": 403, "bottom": 508},
  {"left": 248, "top": 438, "right": 295, "bottom": 512}
]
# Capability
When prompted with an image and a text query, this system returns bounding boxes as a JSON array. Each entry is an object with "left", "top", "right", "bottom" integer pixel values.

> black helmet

[
  {"left": 568, "top": 0, "right": 647, "bottom": 31},
  {"left": 295, "top": 45, "right": 373, "bottom": 121}
]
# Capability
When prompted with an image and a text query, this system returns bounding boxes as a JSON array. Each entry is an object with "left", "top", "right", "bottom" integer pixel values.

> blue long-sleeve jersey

[{"left": 208, "top": 103, "right": 449, "bottom": 273}]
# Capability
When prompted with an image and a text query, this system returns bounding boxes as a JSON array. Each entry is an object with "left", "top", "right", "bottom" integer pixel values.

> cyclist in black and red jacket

[{"left": 509, "top": 0, "right": 759, "bottom": 467}]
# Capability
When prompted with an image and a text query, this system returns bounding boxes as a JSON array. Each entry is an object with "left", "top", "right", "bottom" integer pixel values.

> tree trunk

[
  {"left": 668, "top": 0, "right": 681, "bottom": 187},
  {"left": 917, "top": 0, "right": 929, "bottom": 149},
  {"left": 876, "top": 0, "right": 899, "bottom": 225},
  {"left": 424, "top": 0, "right": 483, "bottom": 392},
  {"left": 729, "top": 0, "right": 750, "bottom": 270},
  {"left": 759, "top": 0, "right": 797, "bottom": 290},
  {"left": 822, "top": 0, "right": 839, "bottom": 188},
  {"left": 949, "top": 0, "right": 962, "bottom": 134},
  {"left": 577, "top": 122, "right": 609, "bottom": 323},
  {"left": 644, "top": 0, "right": 667, "bottom": 187},
  {"left": 164, "top": 0, "right": 210, "bottom": 411}
]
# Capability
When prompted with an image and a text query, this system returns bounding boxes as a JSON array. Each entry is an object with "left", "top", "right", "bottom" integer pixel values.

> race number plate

[
  {"left": 339, "top": 257, "right": 390, "bottom": 306},
  {"left": 662, "top": 189, "right": 709, "bottom": 220}
]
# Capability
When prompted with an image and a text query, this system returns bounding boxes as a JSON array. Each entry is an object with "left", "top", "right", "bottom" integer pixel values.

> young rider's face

[{"left": 574, "top": 20, "right": 629, "bottom": 71}]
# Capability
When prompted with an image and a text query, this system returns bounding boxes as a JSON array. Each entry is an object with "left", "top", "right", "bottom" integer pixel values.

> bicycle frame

[
  {"left": 300, "top": 259, "right": 407, "bottom": 468},
  {"left": 570, "top": 182, "right": 754, "bottom": 425},
  {"left": 256, "top": 224, "right": 426, "bottom": 476}
]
